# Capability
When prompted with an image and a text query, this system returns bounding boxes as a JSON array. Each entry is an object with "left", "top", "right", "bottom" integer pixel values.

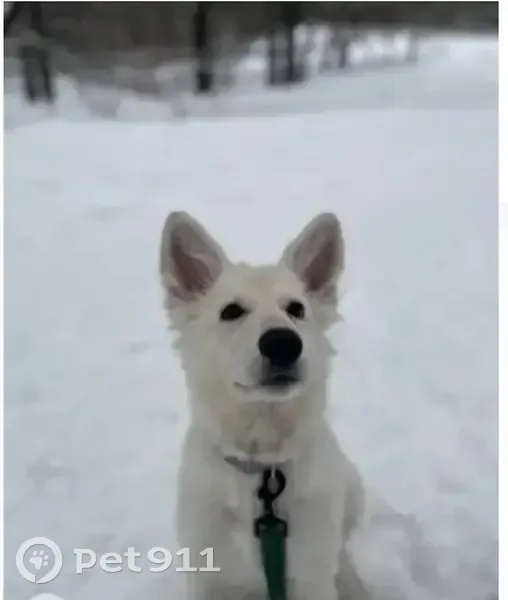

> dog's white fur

[{"left": 159, "top": 212, "right": 369, "bottom": 600}]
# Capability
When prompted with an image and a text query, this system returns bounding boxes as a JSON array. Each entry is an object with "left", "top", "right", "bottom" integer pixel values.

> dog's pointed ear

[
  {"left": 159, "top": 212, "right": 228, "bottom": 303},
  {"left": 280, "top": 213, "right": 344, "bottom": 302}
]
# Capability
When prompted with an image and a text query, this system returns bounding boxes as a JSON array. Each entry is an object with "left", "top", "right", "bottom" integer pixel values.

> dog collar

[{"left": 224, "top": 456, "right": 288, "bottom": 475}]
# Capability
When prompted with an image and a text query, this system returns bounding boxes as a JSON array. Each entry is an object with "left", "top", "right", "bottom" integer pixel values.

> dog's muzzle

[{"left": 258, "top": 328, "right": 303, "bottom": 388}]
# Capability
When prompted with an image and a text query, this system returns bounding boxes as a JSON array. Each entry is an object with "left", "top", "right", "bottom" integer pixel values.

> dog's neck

[
  {"left": 223, "top": 454, "right": 289, "bottom": 475},
  {"left": 187, "top": 380, "right": 328, "bottom": 470},
  {"left": 193, "top": 402, "right": 326, "bottom": 472}
]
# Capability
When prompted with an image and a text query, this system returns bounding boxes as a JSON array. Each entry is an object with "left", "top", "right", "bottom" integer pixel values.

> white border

[
  {"left": 498, "top": 3, "right": 505, "bottom": 600},
  {"left": 0, "top": 5, "right": 502, "bottom": 600},
  {"left": 1, "top": 4, "right": 6, "bottom": 600}
]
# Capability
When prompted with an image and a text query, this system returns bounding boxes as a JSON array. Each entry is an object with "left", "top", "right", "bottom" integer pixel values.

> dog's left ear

[{"left": 280, "top": 212, "right": 344, "bottom": 304}]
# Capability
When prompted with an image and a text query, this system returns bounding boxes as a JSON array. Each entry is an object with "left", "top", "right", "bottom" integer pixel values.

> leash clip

[{"left": 254, "top": 468, "right": 288, "bottom": 537}]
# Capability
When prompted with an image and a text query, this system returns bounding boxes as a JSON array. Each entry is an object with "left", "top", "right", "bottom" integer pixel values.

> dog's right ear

[
  {"left": 280, "top": 212, "right": 344, "bottom": 299},
  {"left": 159, "top": 212, "right": 228, "bottom": 304}
]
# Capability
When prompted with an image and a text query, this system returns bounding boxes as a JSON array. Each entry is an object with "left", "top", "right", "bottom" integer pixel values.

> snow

[{"left": 4, "top": 33, "right": 498, "bottom": 600}]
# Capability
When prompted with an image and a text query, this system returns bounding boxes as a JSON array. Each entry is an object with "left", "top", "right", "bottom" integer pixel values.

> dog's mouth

[
  {"left": 261, "top": 369, "right": 299, "bottom": 389},
  {"left": 235, "top": 366, "right": 302, "bottom": 396}
]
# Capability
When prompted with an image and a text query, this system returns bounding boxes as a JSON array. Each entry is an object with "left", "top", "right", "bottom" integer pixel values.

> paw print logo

[
  {"left": 29, "top": 549, "right": 49, "bottom": 571},
  {"left": 16, "top": 537, "right": 63, "bottom": 583}
]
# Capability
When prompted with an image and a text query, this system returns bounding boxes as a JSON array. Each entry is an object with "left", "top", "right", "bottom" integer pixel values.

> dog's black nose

[{"left": 258, "top": 328, "right": 303, "bottom": 367}]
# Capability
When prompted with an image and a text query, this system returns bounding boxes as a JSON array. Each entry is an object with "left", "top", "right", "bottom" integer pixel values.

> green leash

[{"left": 254, "top": 469, "right": 288, "bottom": 600}]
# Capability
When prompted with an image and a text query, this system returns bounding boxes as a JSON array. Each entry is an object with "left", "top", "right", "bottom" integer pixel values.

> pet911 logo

[{"left": 16, "top": 537, "right": 220, "bottom": 583}]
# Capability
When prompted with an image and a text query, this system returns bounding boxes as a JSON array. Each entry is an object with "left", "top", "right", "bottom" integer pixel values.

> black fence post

[{"left": 194, "top": 2, "right": 213, "bottom": 94}]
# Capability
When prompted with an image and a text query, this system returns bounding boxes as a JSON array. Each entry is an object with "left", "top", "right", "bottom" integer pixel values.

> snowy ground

[{"left": 4, "top": 34, "right": 498, "bottom": 600}]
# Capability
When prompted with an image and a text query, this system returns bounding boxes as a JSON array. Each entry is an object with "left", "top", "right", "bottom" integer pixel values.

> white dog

[{"left": 159, "top": 211, "right": 369, "bottom": 600}]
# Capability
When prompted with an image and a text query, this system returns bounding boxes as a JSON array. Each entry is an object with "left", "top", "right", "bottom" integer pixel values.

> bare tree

[{"left": 194, "top": 2, "right": 213, "bottom": 94}]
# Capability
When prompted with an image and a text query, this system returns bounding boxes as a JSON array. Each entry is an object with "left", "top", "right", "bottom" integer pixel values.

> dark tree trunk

[
  {"left": 4, "top": 2, "right": 24, "bottom": 36},
  {"left": 337, "top": 33, "right": 350, "bottom": 70},
  {"left": 282, "top": 2, "right": 302, "bottom": 84},
  {"left": 267, "top": 2, "right": 304, "bottom": 86},
  {"left": 194, "top": 2, "right": 213, "bottom": 94},
  {"left": 29, "top": 2, "right": 53, "bottom": 102},
  {"left": 265, "top": 3, "right": 279, "bottom": 86},
  {"left": 267, "top": 27, "right": 277, "bottom": 86},
  {"left": 12, "top": 2, "right": 54, "bottom": 103}
]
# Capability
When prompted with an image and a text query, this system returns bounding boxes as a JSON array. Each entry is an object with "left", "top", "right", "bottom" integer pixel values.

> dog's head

[{"left": 159, "top": 212, "right": 344, "bottom": 410}]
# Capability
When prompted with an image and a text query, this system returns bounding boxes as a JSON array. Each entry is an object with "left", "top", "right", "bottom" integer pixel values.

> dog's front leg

[
  {"left": 287, "top": 492, "right": 343, "bottom": 600},
  {"left": 287, "top": 526, "right": 340, "bottom": 600},
  {"left": 290, "top": 577, "right": 338, "bottom": 600},
  {"left": 178, "top": 503, "right": 257, "bottom": 600},
  {"left": 182, "top": 572, "right": 210, "bottom": 600},
  {"left": 184, "top": 573, "right": 265, "bottom": 600},
  {"left": 335, "top": 547, "right": 371, "bottom": 600},
  {"left": 177, "top": 509, "right": 226, "bottom": 600}
]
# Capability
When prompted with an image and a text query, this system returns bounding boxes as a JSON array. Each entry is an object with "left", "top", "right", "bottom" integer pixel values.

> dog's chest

[
  {"left": 221, "top": 474, "right": 264, "bottom": 565},
  {"left": 218, "top": 470, "right": 295, "bottom": 578}
]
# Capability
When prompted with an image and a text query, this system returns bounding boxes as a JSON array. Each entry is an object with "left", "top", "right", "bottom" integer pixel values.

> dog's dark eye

[
  {"left": 285, "top": 300, "right": 305, "bottom": 319},
  {"left": 220, "top": 302, "right": 247, "bottom": 321}
]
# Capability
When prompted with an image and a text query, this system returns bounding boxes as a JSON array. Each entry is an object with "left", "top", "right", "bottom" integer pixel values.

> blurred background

[
  {"left": 4, "top": 3, "right": 498, "bottom": 600},
  {"left": 3, "top": 1, "right": 498, "bottom": 119}
]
